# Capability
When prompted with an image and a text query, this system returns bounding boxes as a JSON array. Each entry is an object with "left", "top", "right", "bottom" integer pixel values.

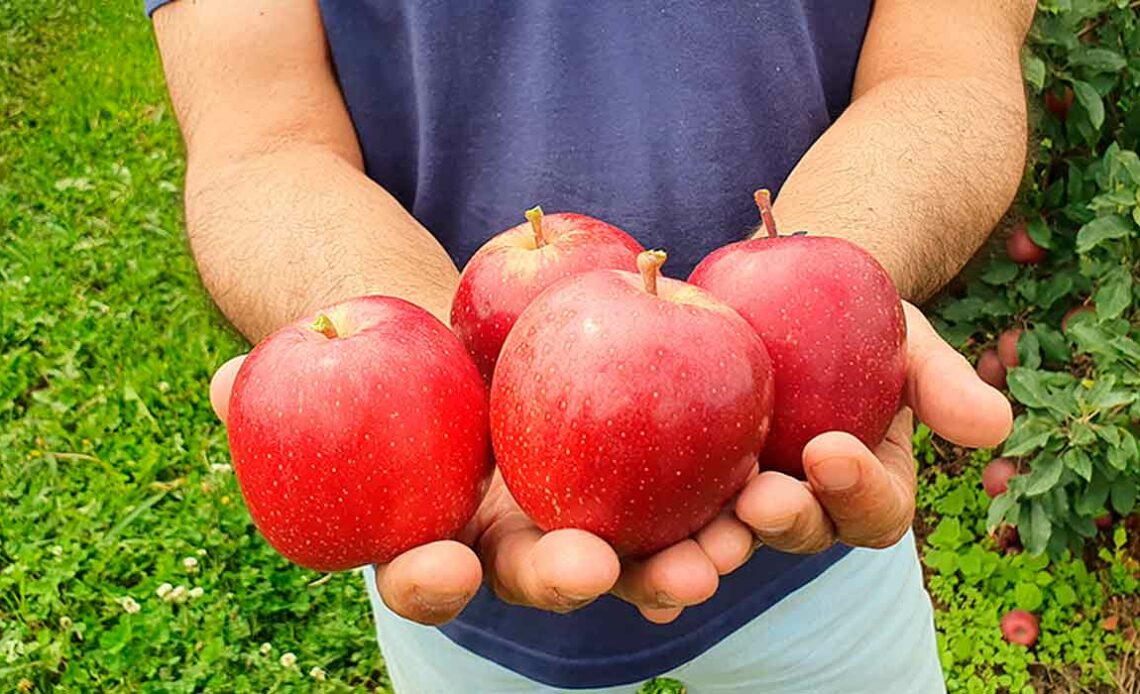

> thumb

[{"left": 209, "top": 355, "right": 247, "bottom": 424}]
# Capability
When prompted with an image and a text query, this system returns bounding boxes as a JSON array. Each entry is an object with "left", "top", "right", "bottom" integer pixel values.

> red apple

[
  {"left": 491, "top": 250, "right": 774, "bottom": 556},
  {"left": 227, "top": 296, "right": 493, "bottom": 571},
  {"left": 976, "top": 348, "right": 1006, "bottom": 389},
  {"left": 982, "top": 457, "right": 1017, "bottom": 497},
  {"left": 451, "top": 207, "right": 643, "bottom": 382},
  {"left": 997, "top": 328, "right": 1023, "bottom": 369},
  {"left": 1062, "top": 304, "right": 1095, "bottom": 333},
  {"left": 1044, "top": 86, "right": 1074, "bottom": 121},
  {"left": 1006, "top": 223, "right": 1048, "bottom": 265},
  {"left": 688, "top": 190, "right": 906, "bottom": 478},
  {"left": 1001, "top": 610, "right": 1039, "bottom": 647},
  {"left": 1095, "top": 513, "right": 1113, "bottom": 530}
]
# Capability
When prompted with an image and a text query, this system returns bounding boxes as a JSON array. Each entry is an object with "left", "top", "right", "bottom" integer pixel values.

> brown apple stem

[
  {"left": 311, "top": 313, "right": 338, "bottom": 339},
  {"left": 753, "top": 189, "right": 779, "bottom": 239},
  {"left": 525, "top": 206, "right": 546, "bottom": 248},
  {"left": 637, "top": 250, "right": 667, "bottom": 295}
]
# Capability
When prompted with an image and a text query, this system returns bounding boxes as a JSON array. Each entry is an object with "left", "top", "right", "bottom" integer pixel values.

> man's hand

[
  {"left": 734, "top": 302, "right": 1013, "bottom": 552},
  {"left": 210, "top": 357, "right": 754, "bottom": 626}
]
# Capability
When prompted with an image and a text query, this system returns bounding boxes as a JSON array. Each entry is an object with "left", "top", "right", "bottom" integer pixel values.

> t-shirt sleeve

[{"left": 145, "top": 0, "right": 175, "bottom": 16}]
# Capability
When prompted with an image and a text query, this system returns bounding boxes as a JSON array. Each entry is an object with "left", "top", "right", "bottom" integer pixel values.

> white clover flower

[
  {"left": 120, "top": 597, "right": 141, "bottom": 614},
  {"left": 50, "top": 546, "right": 63, "bottom": 557},
  {"left": 209, "top": 463, "right": 233, "bottom": 474},
  {"left": 259, "top": 642, "right": 273, "bottom": 656},
  {"left": 183, "top": 556, "right": 199, "bottom": 573},
  {"left": 279, "top": 652, "right": 297, "bottom": 668},
  {"left": 169, "top": 585, "right": 188, "bottom": 603},
  {"left": 156, "top": 582, "right": 173, "bottom": 599},
  {"left": 188, "top": 586, "right": 204, "bottom": 599},
  {"left": 309, "top": 666, "right": 326, "bottom": 681}
]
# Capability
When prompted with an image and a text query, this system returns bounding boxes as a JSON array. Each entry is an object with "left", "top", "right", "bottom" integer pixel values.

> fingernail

[
  {"left": 813, "top": 457, "right": 860, "bottom": 491},
  {"left": 763, "top": 514, "right": 797, "bottom": 534},
  {"left": 551, "top": 588, "right": 596, "bottom": 608}
]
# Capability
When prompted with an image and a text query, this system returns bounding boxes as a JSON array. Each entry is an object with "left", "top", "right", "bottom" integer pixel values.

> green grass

[{"left": 0, "top": 2, "right": 1135, "bottom": 692}]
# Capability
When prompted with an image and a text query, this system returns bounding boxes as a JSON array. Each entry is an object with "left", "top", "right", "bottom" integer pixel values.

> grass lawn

[{"left": 1, "top": 1, "right": 1136, "bottom": 692}]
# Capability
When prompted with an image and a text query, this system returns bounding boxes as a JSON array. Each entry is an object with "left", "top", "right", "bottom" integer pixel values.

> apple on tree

[
  {"left": 982, "top": 457, "right": 1016, "bottom": 498},
  {"left": 997, "top": 328, "right": 1022, "bottom": 369},
  {"left": 689, "top": 190, "right": 907, "bottom": 478},
  {"left": 227, "top": 296, "right": 493, "bottom": 572},
  {"left": 975, "top": 348, "right": 1007, "bottom": 390},
  {"left": 451, "top": 207, "right": 643, "bottom": 382},
  {"left": 1001, "top": 610, "right": 1039, "bottom": 647},
  {"left": 491, "top": 250, "right": 774, "bottom": 557},
  {"left": 1006, "top": 222, "right": 1047, "bottom": 265}
]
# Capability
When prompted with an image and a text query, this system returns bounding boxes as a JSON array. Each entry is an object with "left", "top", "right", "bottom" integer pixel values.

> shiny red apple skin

[
  {"left": 452, "top": 212, "right": 643, "bottom": 382},
  {"left": 490, "top": 269, "right": 774, "bottom": 557},
  {"left": 689, "top": 236, "right": 906, "bottom": 478},
  {"left": 1044, "top": 86, "right": 1074, "bottom": 121},
  {"left": 1006, "top": 223, "right": 1048, "bottom": 265},
  {"left": 228, "top": 296, "right": 493, "bottom": 572}
]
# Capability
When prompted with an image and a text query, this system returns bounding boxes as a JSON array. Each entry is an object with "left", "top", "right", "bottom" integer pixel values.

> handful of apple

[{"left": 227, "top": 191, "right": 908, "bottom": 571}]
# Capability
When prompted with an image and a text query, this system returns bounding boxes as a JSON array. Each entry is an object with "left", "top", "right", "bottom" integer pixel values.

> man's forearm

[
  {"left": 770, "top": 74, "right": 1027, "bottom": 302},
  {"left": 185, "top": 145, "right": 459, "bottom": 342}
]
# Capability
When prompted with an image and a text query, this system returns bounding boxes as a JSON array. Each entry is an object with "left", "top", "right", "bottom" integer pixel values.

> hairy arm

[
  {"left": 769, "top": 0, "right": 1036, "bottom": 301},
  {"left": 153, "top": 0, "right": 458, "bottom": 341}
]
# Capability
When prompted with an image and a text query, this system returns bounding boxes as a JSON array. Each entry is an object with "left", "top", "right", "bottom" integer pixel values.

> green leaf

[
  {"left": 1063, "top": 447, "right": 1093, "bottom": 481},
  {"left": 1053, "top": 583, "right": 1078, "bottom": 607},
  {"left": 1069, "top": 47, "right": 1128, "bottom": 73},
  {"left": 1019, "top": 329, "right": 1042, "bottom": 370},
  {"left": 987, "top": 493, "right": 1017, "bottom": 530},
  {"left": 1024, "top": 455, "right": 1064, "bottom": 496},
  {"left": 1094, "top": 266, "right": 1132, "bottom": 319},
  {"left": 1007, "top": 368, "right": 1052, "bottom": 409},
  {"left": 981, "top": 259, "right": 1019, "bottom": 285},
  {"left": 1037, "top": 326, "right": 1072, "bottom": 363},
  {"left": 1026, "top": 216, "right": 1053, "bottom": 249},
  {"left": 1015, "top": 581, "right": 1044, "bottom": 611},
  {"left": 1037, "top": 272, "right": 1075, "bottom": 310},
  {"left": 1070, "top": 420, "right": 1097, "bottom": 446},
  {"left": 1076, "top": 214, "right": 1132, "bottom": 252},
  {"left": 1023, "top": 501, "right": 1053, "bottom": 555},
  {"left": 941, "top": 297, "right": 986, "bottom": 322},
  {"left": 1110, "top": 479, "right": 1137, "bottom": 515},
  {"left": 1071, "top": 79, "right": 1105, "bottom": 130},
  {"left": 1004, "top": 415, "right": 1056, "bottom": 456},
  {"left": 927, "top": 517, "right": 966, "bottom": 551},
  {"left": 1022, "top": 50, "right": 1047, "bottom": 91},
  {"left": 1076, "top": 473, "right": 1110, "bottom": 515}
]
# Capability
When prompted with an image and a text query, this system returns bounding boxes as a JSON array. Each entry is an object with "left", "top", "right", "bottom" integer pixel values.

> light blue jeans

[{"left": 364, "top": 531, "right": 945, "bottom": 693}]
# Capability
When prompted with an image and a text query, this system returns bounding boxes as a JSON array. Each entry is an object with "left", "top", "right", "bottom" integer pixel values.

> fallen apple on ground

[
  {"left": 491, "top": 250, "right": 774, "bottom": 556},
  {"left": 451, "top": 206, "right": 643, "bottom": 382},
  {"left": 1001, "top": 610, "right": 1040, "bottom": 647},
  {"left": 227, "top": 296, "right": 493, "bottom": 571},
  {"left": 688, "top": 190, "right": 906, "bottom": 478}
]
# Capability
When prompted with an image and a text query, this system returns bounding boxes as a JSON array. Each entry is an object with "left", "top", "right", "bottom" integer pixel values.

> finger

[
  {"left": 639, "top": 606, "right": 685, "bottom": 624},
  {"left": 694, "top": 509, "right": 756, "bottom": 574},
  {"left": 481, "top": 517, "right": 620, "bottom": 612},
  {"left": 903, "top": 303, "right": 1012, "bottom": 447},
  {"left": 209, "top": 355, "right": 247, "bottom": 424},
  {"left": 802, "top": 409, "right": 916, "bottom": 549},
  {"left": 375, "top": 540, "right": 483, "bottom": 625},
  {"left": 736, "top": 471, "right": 835, "bottom": 554},
  {"left": 612, "top": 539, "right": 719, "bottom": 611}
]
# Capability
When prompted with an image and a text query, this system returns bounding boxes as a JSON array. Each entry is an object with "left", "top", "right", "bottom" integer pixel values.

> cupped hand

[
  {"left": 210, "top": 356, "right": 757, "bottom": 626},
  {"left": 734, "top": 302, "right": 1014, "bottom": 552}
]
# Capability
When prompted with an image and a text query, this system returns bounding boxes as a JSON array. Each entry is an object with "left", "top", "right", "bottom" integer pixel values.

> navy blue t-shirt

[{"left": 149, "top": 1, "right": 872, "bottom": 688}]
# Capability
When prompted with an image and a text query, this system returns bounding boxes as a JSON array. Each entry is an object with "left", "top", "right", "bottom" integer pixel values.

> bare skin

[{"left": 155, "top": 0, "right": 1029, "bottom": 626}]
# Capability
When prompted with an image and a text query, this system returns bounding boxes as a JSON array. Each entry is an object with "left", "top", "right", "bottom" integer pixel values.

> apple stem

[
  {"left": 637, "top": 250, "right": 667, "bottom": 296},
  {"left": 754, "top": 189, "right": 779, "bottom": 239},
  {"left": 311, "top": 313, "right": 338, "bottom": 339},
  {"left": 525, "top": 206, "right": 546, "bottom": 248}
]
